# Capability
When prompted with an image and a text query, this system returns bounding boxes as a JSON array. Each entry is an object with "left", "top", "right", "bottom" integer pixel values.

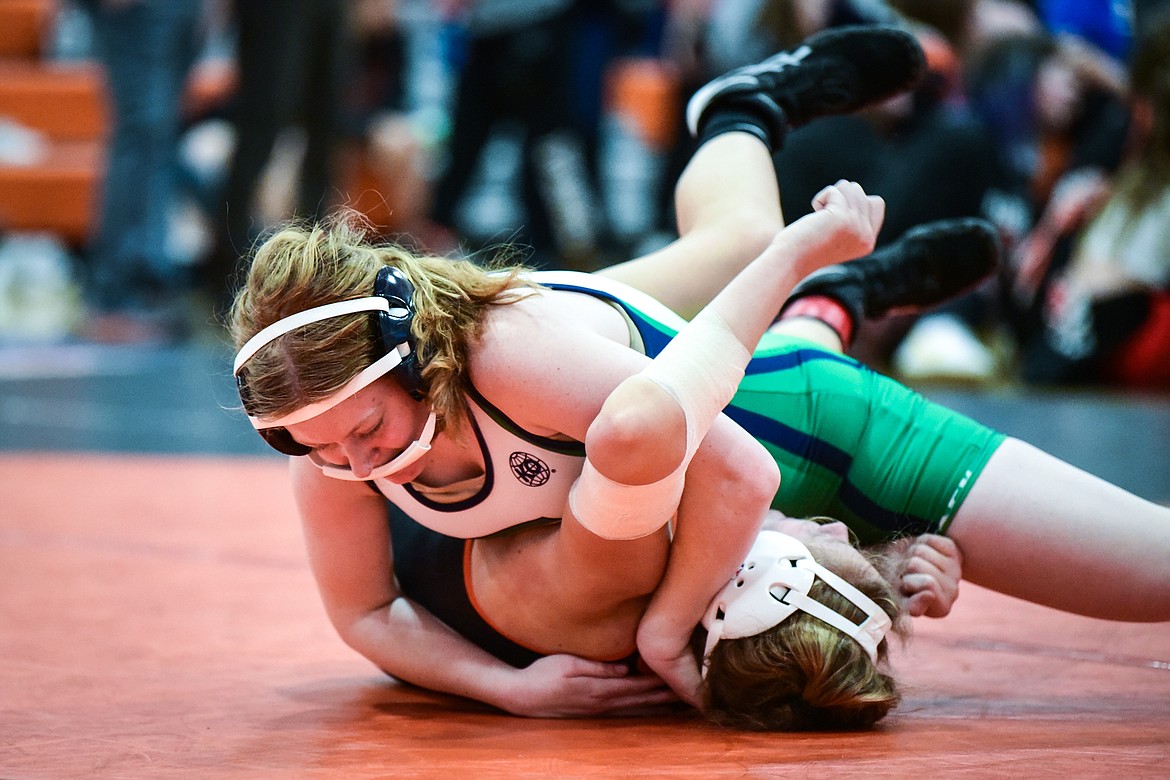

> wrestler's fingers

[
  {"left": 900, "top": 571, "right": 944, "bottom": 597},
  {"left": 867, "top": 194, "right": 886, "bottom": 230},
  {"left": 827, "top": 180, "right": 883, "bottom": 237},
  {"left": 811, "top": 182, "right": 841, "bottom": 211},
  {"left": 597, "top": 690, "right": 686, "bottom": 718},
  {"left": 902, "top": 549, "right": 949, "bottom": 577},
  {"left": 906, "top": 535, "right": 961, "bottom": 568},
  {"left": 579, "top": 675, "right": 678, "bottom": 715},
  {"left": 901, "top": 563, "right": 960, "bottom": 618},
  {"left": 825, "top": 179, "right": 865, "bottom": 207},
  {"left": 915, "top": 533, "right": 963, "bottom": 561},
  {"left": 594, "top": 677, "right": 677, "bottom": 700},
  {"left": 902, "top": 548, "right": 959, "bottom": 595},
  {"left": 903, "top": 588, "right": 938, "bottom": 618},
  {"left": 562, "top": 658, "right": 640, "bottom": 678}
]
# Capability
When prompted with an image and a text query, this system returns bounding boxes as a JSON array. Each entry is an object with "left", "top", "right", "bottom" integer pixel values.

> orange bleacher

[{"left": 0, "top": 0, "right": 105, "bottom": 245}]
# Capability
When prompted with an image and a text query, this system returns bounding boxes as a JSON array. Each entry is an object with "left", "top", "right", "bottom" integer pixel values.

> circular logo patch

[{"left": 509, "top": 451, "right": 551, "bottom": 487}]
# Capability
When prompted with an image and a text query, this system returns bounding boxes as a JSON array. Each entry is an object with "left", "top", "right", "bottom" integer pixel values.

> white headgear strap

[
  {"left": 235, "top": 296, "right": 410, "bottom": 430},
  {"left": 701, "top": 530, "right": 892, "bottom": 673},
  {"left": 233, "top": 296, "right": 436, "bottom": 479}
]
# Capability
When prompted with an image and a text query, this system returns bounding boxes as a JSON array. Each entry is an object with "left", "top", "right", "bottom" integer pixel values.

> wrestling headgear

[
  {"left": 233, "top": 266, "right": 437, "bottom": 478},
  {"left": 701, "top": 530, "right": 892, "bottom": 671}
]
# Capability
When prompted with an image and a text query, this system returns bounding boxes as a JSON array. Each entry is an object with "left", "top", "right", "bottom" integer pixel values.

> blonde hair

[
  {"left": 229, "top": 212, "right": 535, "bottom": 428},
  {"left": 701, "top": 550, "right": 905, "bottom": 731}
]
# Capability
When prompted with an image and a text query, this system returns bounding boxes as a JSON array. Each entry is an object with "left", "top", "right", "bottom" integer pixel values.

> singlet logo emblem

[{"left": 509, "top": 451, "right": 551, "bottom": 487}]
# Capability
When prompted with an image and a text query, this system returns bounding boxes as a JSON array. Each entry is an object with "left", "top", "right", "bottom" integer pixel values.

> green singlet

[
  {"left": 534, "top": 270, "right": 1007, "bottom": 546},
  {"left": 730, "top": 333, "right": 1005, "bottom": 544}
]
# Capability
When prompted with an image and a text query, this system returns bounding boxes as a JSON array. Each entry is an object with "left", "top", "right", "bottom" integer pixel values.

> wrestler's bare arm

[
  {"left": 471, "top": 290, "right": 779, "bottom": 699},
  {"left": 290, "top": 457, "right": 675, "bottom": 717},
  {"left": 293, "top": 459, "right": 516, "bottom": 703},
  {"left": 599, "top": 133, "right": 784, "bottom": 319}
]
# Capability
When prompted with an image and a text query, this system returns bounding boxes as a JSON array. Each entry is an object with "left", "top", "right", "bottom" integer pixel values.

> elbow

[
  {"left": 719, "top": 439, "right": 781, "bottom": 520},
  {"left": 330, "top": 613, "right": 368, "bottom": 657},
  {"left": 586, "top": 376, "right": 688, "bottom": 485},
  {"left": 328, "top": 601, "right": 394, "bottom": 662}
]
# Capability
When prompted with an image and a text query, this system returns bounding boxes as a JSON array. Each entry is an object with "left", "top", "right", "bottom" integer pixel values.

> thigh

[
  {"left": 949, "top": 437, "right": 1170, "bottom": 621},
  {"left": 730, "top": 338, "right": 1003, "bottom": 545},
  {"left": 596, "top": 134, "right": 782, "bottom": 320}
]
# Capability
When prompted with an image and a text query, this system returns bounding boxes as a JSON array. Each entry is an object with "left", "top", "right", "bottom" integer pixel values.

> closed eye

[{"left": 357, "top": 419, "right": 383, "bottom": 440}]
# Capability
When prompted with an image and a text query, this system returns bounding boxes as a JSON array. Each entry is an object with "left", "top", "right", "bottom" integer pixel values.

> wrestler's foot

[
  {"left": 686, "top": 25, "right": 926, "bottom": 146},
  {"left": 782, "top": 218, "right": 1001, "bottom": 324}
]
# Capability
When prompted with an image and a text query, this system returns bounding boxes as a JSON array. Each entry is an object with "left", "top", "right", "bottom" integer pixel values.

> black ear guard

[{"left": 374, "top": 265, "right": 426, "bottom": 400}]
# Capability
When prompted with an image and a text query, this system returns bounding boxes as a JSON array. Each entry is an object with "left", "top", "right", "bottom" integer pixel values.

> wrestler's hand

[
  {"left": 503, "top": 655, "right": 679, "bottom": 718},
  {"left": 776, "top": 180, "right": 886, "bottom": 275},
  {"left": 899, "top": 534, "right": 963, "bottom": 618}
]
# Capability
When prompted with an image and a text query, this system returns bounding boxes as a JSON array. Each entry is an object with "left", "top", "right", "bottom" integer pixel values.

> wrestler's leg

[
  {"left": 947, "top": 437, "right": 1170, "bottom": 621},
  {"left": 601, "top": 26, "right": 926, "bottom": 319},
  {"left": 599, "top": 133, "right": 783, "bottom": 321},
  {"left": 767, "top": 316, "right": 845, "bottom": 351}
]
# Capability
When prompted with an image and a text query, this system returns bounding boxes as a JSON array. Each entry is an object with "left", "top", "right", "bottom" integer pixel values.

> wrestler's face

[{"left": 285, "top": 376, "right": 430, "bottom": 483}]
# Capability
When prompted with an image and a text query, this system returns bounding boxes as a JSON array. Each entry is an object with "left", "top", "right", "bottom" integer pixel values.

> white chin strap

[
  {"left": 307, "top": 410, "right": 438, "bottom": 480},
  {"left": 701, "top": 530, "right": 892, "bottom": 675}
]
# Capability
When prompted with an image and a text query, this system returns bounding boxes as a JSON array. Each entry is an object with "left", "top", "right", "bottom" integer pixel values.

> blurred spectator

[
  {"left": 429, "top": 0, "right": 610, "bottom": 269},
  {"left": 208, "top": 0, "right": 354, "bottom": 308},
  {"left": 652, "top": 0, "right": 899, "bottom": 239},
  {"left": 1038, "top": 0, "right": 1132, "bottom": 62},
  {"left": 428, "top": 0, "right": 664, "bottom": 269},
  {"left": 1135, "top": 0, "right": 1170, "bottom": 34},
  {"left": 973, "top": 33, "right": 1129, "bottom": 341},
  {"left": 728, "top": 12, "right": 1006, "bottom": 372},
  {"left": 1021, "top": 8, "right": 1170, "bottom": 387},
  {"left": 75, "top": 0, "right": 205, "bottom": 343},
  {"left": 334, "top": 0, "right": 445, "bottom": 252},
  {"left": 891, "top": 19, "right": 1133, "bottom": 381}
]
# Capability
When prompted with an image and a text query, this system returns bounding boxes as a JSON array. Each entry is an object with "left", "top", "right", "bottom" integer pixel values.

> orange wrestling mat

[{"left": 2, "top": 453, "right": 1168, "bottom": 778}]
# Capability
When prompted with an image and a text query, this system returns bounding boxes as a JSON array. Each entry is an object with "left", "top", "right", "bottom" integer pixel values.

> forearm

[
  {"left": 655, "top": 441, "right": 777, "bottom": 625},
  {"left": 341, "top": 596, "right": 520, "bottom": 711},
  {"left": 636, "top": 433, "right": 780, "bottom": 701}
]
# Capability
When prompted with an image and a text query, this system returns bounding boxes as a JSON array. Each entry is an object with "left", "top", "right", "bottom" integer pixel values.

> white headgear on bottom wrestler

[{"left": 701, "top": 530, "right": 893, "bottom": 673}]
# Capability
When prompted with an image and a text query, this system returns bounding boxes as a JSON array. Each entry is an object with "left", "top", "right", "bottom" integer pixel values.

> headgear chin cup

[
  {"left": 233, "top": 265, "right": 428, "bottom": 458},
  {"left": 701, "top": 530, "right": 893, "bottom": 674},
  {"left": 308, "top": 410, "right": 438, "bottom": 480}
]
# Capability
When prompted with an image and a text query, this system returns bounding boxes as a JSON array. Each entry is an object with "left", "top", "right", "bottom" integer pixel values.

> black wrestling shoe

[
  {"left": 686, "top": 25, "right": 926, "bottom": 145},
  {"left": 782, "top": 218, "right": 1001, "bottom": 324}
]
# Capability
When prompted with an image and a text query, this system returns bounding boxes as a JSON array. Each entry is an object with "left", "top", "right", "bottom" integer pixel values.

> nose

[{"left": 345, "top": 441, "right": 384, "bottom": 480}]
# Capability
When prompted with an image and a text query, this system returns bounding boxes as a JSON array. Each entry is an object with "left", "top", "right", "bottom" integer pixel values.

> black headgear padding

[{"left": 374, "top": 265, "right": 426, "bottom": 399}]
